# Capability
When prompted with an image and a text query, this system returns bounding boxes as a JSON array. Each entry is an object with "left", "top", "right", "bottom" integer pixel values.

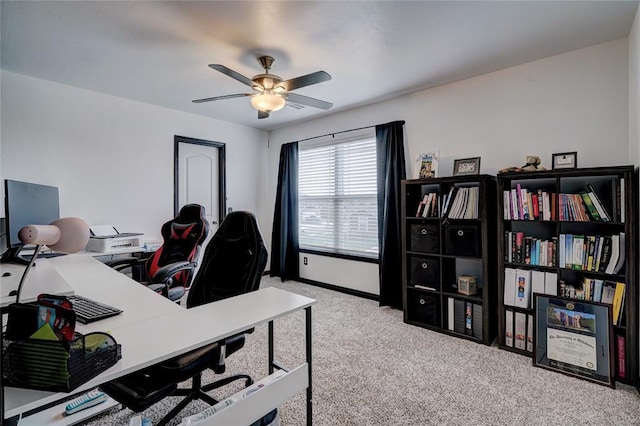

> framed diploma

[{"left": 533, "top": 294, "right": 614, "bottom": 387}]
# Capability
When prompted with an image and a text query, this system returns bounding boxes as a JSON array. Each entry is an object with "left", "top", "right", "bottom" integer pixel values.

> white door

[{"left": 177, "top": 142, "right": 221, "bottom": 235}]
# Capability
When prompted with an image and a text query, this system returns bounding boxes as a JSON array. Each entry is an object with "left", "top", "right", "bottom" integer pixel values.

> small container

[{"left": 457, "top": 275, "right": 477, "bottom": 296}]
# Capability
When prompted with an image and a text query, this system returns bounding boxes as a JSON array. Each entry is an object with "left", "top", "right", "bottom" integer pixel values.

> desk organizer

[{"left": 2, "top": 331, "right": 121, "bottom": 392}]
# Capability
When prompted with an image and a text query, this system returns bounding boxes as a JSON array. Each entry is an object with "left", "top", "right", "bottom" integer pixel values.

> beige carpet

[{"left": 83, "top": 277, "right": 640, "bottom": 425}]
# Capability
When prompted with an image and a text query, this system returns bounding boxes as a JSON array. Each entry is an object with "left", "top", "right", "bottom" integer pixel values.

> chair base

[{"left": 155, "top": 373, "right": 253, "bottom": 426}]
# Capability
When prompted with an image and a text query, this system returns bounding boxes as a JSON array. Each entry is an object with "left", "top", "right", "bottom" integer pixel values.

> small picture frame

[
  {"left": 415, "top": 152, "right": 439, "bottom": 179},
  {"left": 552, "top": 152, "right": 577, "bottom": 170},
  {"left": 453, "top": 157, "right": 481, "bottom": 176}
]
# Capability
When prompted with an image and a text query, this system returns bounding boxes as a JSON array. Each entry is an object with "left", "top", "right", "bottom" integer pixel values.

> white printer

[{"left": 86, "top": 225, "right": 144, "bottom": 253}]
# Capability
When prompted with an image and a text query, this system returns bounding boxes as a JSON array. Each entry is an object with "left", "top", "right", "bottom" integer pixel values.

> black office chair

[
  {"left": 106, "top": 204, "right": 209, "bottom": 302},
  {"left": 100, "top": 211, "right": 268, "bottom": 426}
]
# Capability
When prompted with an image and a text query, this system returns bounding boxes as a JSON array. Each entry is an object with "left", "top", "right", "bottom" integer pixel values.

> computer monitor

[{"left": 1, "top": 179, "right": 60, "bottom": 263}]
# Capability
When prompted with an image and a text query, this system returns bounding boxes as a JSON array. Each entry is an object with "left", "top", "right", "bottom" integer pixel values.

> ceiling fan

[{"left": 193, "top": 56, "right": 333, "bottom": 119}]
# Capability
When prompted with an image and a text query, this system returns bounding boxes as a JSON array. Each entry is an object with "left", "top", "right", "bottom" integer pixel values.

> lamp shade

[
  {"left": 18, "top": 217, "right": 90, "bottom": 254},
  {"left": 250, "top": 92, "right": 285, "bottom": 112}
]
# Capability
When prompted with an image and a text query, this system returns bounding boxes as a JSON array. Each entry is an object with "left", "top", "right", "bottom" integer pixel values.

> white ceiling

[{"left": 1, "top": 1, "right": 638, "bottom": 131}]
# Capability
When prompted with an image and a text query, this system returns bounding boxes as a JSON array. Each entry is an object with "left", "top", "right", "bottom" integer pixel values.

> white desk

[{"left": 2, "top": 256, "right": 316, "bottom": 425}]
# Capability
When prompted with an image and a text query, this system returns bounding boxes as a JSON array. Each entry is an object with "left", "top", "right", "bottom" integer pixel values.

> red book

[{"left": 531, "top": 194, "right": 539, "bottom": 219}]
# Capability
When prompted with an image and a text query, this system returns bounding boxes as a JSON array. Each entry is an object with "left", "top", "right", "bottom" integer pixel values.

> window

[{"left": 298, "top": 131, "right": 378, "bottom": 259}]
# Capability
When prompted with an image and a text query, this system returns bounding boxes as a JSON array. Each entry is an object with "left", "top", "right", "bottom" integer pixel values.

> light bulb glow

[{"left": 251, "top": 92, "right": 286, "bottom": 112}]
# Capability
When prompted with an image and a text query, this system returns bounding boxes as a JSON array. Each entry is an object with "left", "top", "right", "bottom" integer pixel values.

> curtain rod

[{"left": 292, "top": 120, "right": 405, "bottom": 144}]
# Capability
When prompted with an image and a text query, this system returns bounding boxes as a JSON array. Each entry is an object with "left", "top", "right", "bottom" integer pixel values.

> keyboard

[{"left": 67, "top": 295, "right": 123, "bottom": 324}]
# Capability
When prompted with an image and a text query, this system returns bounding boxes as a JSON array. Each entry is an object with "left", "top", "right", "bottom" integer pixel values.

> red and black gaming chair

[{"left": 106, "top": 204, "right": 209, "bottom": 302}]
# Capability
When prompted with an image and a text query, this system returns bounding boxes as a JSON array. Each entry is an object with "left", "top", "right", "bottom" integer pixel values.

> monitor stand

[{"left": 0, "top": 245, "right": 30, "bottom": 265}]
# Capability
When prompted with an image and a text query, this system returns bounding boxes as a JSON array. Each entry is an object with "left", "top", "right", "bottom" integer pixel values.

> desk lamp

[{"left": 10, "top": 217, "right": 89, "bottom": 303}]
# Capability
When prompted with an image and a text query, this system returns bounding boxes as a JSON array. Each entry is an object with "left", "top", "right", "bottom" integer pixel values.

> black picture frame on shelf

[
  {"left": 453, "top": 157, "right": 481, "bottom": 176},
  {"left": 551, "top": 152, "right": 577, "bottom": 169},
  {"left": 533, "top": 294, "right": 614, "bottom": 387}
]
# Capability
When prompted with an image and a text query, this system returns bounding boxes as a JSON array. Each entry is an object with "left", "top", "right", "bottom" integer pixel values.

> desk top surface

[{"left": 3, "top": 255, "right": 316, "bottom": 418}]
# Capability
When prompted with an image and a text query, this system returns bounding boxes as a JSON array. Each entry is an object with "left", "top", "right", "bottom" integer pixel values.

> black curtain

[
  {"left": 376, "top": 121, "right": 406, "bottom": 309},
  {"left": 270, "top": 142, "right": 299, "bottom": 281}
]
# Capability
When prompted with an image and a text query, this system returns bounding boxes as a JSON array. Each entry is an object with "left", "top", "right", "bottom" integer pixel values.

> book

[
  {"left": 586, "top": 183, "right": 611, "bottom": 221},
  {"left": 505, "top": 310, "right": 514, "bottom": 347},
  {"left": 617, "top": 334, "right": 626, "bottom": 379},
  {"left": 514, "top": 269, "right": 531, "bottom": 309},
  {"left": 612, "top": 282, "right": 626, "bottom": 326},
  {"left": 571, "top": 235, "right": 584, "bottom": 270},
  {"left": 600, "top": 281, "right": 617, "bottom": 304},
  {"left": 544, "top": 272, "right": 558, "bottom": 295},
  {"left": 598, "top": 236, "right": 612, "bottom": 273},
  {"left": 514, "top": 312, "right": 526, "bottom": 350},
  {"left": 604, "top": 234, "right": 620, "bottom": 275},
  {"left": 503, "top": 268, "right": 516, "bottom": 306},
  {"left": 558, "top": 234, "right": 566, "bottom": 269},
  {"left": 580, "top": 192, "right": 601, "bottom": 221},
  {"left": 526, "top": 314, "right": 534, "bottom": 352},
  {"left": 531, "top": 270, "right": 546, "bottom": 307},
  {"left": 465, "top": 301, "right": 473, "bottom": 335},
  {"left": 472, "top": 303, "right": 483, "bottom": 339},
  {"left": 447, "top": 297, "right": 454, "bottom": 331},
  {"left": 592, "top": 279, "right": 604, "bottom": 303},
  {"left": 454, "top": 299, "right": 465, "bottom": 334},
  {"left": 613, "top": 232, "right": 625, "bottom": 274}
]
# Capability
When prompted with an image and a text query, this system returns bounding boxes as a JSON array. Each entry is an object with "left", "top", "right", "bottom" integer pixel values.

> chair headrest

[{"left": 178, "top": 204, "right": 206, "bottom": 223}]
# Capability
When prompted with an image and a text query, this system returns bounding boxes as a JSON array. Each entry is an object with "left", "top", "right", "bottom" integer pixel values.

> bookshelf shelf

[
  {"left": 401, "top": 174, "right": 497, "bottom": 345},
  {"left": 497, "top": 165, "right": 637, "bottom": 386}
]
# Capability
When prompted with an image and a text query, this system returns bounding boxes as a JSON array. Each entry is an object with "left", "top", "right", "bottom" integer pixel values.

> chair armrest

[
  {"left": 150, "top": 261, "right": 197, "bottom": 284},
  {"left": 103, "top": 256, "right": 142, "bottom": 272}
]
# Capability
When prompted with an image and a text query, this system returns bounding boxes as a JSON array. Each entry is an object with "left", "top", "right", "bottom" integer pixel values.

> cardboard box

[{"left": 457, "top": 275, "right": 477, "bottom": 295}]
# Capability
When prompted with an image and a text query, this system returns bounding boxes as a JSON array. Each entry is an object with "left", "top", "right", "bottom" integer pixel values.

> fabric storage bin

[
  {"left": 408, "top": 292, "right": 440, "bottom": 326},
  {"left": 444, "top": 224, "right": 481, "bottom": 257},
  {"left": 409, "top": 224, "right": 439, "bottom": 253},
  {"left": 409, "top": 257, "right": 439, "bottom": 289}
]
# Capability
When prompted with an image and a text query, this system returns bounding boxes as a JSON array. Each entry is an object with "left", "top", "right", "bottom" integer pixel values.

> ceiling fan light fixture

[{"left": 251, "top": 92, "right": 285, "bottom": 112}]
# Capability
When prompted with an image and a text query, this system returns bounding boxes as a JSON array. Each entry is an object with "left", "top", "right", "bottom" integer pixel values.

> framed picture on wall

[
  {"left": 414, "top": 152, "right": 439, "bottom": 179},
  {"left": 453, "top": 157, "right": 481, "bottom": 176},
  {"left": 552, "top": 152, "right": 577, "bottom": 170}
]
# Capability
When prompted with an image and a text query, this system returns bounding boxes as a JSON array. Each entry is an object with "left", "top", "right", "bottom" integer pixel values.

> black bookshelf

[
  {"left": 401, "top": 175, "right": 497, "bottom": 345},
  {"left": 497, "top": 166, "right": 637, "bottom": 386}
]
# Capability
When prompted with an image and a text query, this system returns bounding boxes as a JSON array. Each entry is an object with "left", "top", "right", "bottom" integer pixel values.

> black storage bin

[
  {"left": 409, "top": 257, "right": 439, "bottom": 289},
  {"left": 444, "top": 224, "right": 481, "bottom": 257},
  {"left": 409, "top": 224, "right": 439, "bottom": 253},
  {"left": 408, "top": 292, "right": 440, "bottom": 326},
  {"left": 3, "top": 332, "right": 121, "bottom": 392}
]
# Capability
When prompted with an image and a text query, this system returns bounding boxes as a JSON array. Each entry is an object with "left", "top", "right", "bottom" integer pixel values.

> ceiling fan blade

[
  {"left": 192, "top": 93, "right": 251, "bottom": 103},
  {"left": 286, "top": 93, "right": 333, "bottom": 110},
  {"left": 258, "top": 110, "right": 270, "bottom": 119},
  {"left": 281, "top": 71, "right": 331, "bottom": 91},
  {"left": 209, "top": 64, "right": 254, "bottom": 87}
]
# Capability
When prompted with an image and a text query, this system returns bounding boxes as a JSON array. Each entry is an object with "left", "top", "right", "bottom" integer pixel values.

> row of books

[
  {"left": 447, "top": 298, "right": 482, "bottom": 339},
  {"left": 504, "top": 268, "right": 557, "bottom": 309},
  {"left": 505, "top": 310, "right": 534, "bottom": 352},
  {"left": 503, "top": 186, "right": 554, "bottom": 221},
  {"left": 559, "top": 279, "right": 626, "bottom": 325},
  {"left": 504, "top": 231, "right": 557, "bottom": 266},
  {"left": 414, "top": 186, "right": 480, "bottom": 219},
  {"left": 558, "top": 233, "right": 625, "bottom": 275},
  {"left": 415, "top": 193, "right": 439, "bottom": 218},
  {"left": 503, "top": 180, "right": 623, "bottom": 222}
]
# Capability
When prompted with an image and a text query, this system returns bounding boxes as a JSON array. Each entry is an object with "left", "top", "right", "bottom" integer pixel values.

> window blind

[{"left": 298, "top": 134, "right": 378, "bottom": 259}]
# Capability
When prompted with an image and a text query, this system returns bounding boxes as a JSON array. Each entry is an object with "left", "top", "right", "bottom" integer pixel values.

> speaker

[
  {"left": 444, "top": 224, "right": 480, "bottom": 257},
  {"left": 409, "top": 224, "right": 439, "bottom": 253},
  {"left": 409, "top": 257, "right": 439, "bottom": 289}
]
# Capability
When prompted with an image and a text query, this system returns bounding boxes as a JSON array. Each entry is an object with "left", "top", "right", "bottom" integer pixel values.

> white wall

[
  {"left": 266, "top": 38, "right": 630, "bottom": 295},
  {"left": 0, "top": 72, "right": 269, "bottom": 242}
]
